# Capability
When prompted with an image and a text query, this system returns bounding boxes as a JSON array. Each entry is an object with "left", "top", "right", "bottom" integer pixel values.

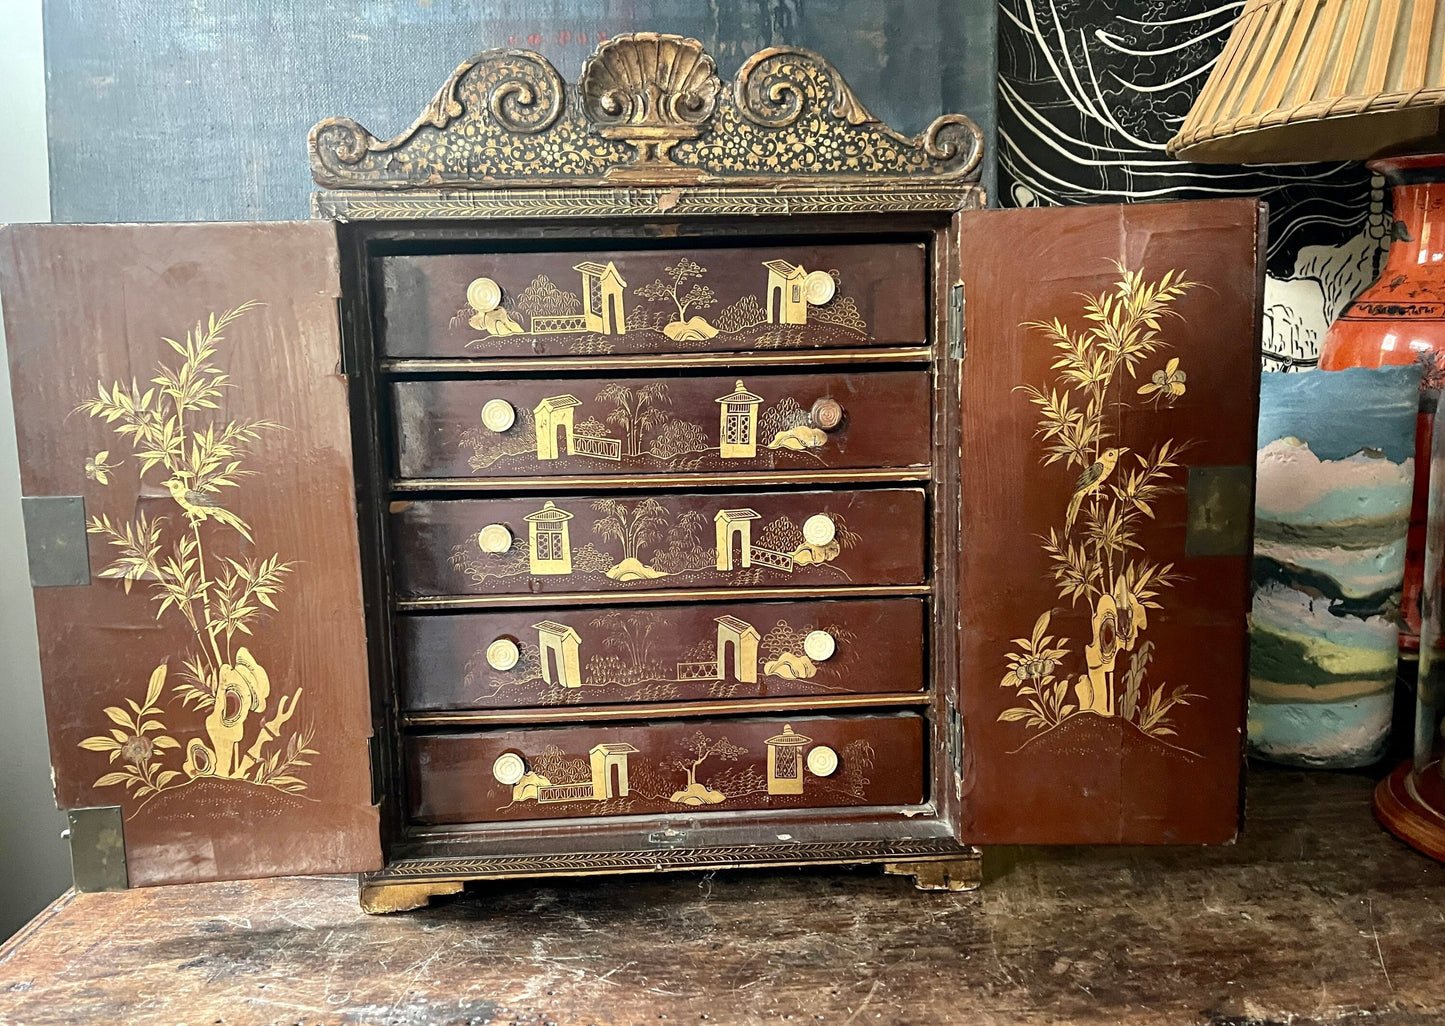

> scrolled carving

[
  {"left": 308, "top": 32, "right": 986, "bottom": 191},
  {"left": 309, "top": 52, "right": 475, "bottom": 171},
  {"left": 922, "top": 114, "right": 985, "bottom": 180},
  {"left": 735, "top": 46, "right": 840, "bottom": 129},
  {"left": 310, "top": 48, "right": 620, "bottom": 189},
  {"left": 309, "top": 118, "right": 376, "bottom": 167},
  {"left": 484, "top": 50, "right": 565, "bottom": 135},
  {"left": 676, "top": 45, "right": 982, "bottom": 182}
]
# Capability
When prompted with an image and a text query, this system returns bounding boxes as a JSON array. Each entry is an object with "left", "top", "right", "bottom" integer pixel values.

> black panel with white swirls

[{"left": 997, "top": 0, "right": 1388, "bottom": 371}]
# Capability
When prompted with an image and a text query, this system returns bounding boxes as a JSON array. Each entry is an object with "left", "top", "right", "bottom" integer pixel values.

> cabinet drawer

[
  {"left": 398, "top": 598, "right": 926, "bottom": 711},
  {"left": 406, "top": 713, "right": 926, "bottom": 824},
  {"left": 379, "top": 241, "right": 928, "bottom": 359},
  {"left": 391, "top": 370, "right": 930, "bottom": 481},
  {"left": 390, "top": 488, "right": 927, "bottom": 599}
]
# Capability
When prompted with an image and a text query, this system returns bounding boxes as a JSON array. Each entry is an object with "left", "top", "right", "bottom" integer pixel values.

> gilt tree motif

[
  {"left": 591, "top": 497, "right": 671, "bottom": 563},
  {"left": 670, "top": 732, "right": 748, "bottom": 789},
  {"left": 597, "top": 382, "right": 671, "bottom": 457},
  {"left": 635, "top": 257, "right": 716, "bottom": 324}
]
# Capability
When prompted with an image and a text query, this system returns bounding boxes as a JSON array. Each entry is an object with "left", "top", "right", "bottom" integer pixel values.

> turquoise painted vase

[{"left": 1250, "top": 365, "right": 1423, "bottom": 767}]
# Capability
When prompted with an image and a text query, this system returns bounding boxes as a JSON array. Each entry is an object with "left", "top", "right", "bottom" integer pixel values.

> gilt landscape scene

[
  {"left": 424, "top": 489, "right": 914, "bottom": 597},
  {"left": 377, "top": 242, "right": 928, "bottom": 358}
]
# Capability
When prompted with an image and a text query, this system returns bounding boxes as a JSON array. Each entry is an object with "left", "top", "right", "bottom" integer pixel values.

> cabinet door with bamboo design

[
  {"left": 954, "top": 200, "right": 1263, "bottom": 845},
  {"left": 0, "top": 222, "right": 381, "bottom": 886}
]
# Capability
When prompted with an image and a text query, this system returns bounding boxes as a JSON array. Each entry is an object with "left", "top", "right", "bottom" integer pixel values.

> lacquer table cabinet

[{"left": 0, "top": 34, "right": 1264, "bottom": 912}]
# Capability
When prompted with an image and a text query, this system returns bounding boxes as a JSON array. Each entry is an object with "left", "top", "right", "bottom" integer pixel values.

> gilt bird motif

[
  {"left": 1065, "top": 448, "right": 1125, "bottom": 530},
  {"left": 164, "top": 478, "right": 254, "bottom": 543}
]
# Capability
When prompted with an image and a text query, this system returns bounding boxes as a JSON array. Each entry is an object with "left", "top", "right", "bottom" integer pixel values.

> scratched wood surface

[{"left": 1, "top": 767, "right": 1442, "bottom": 1026}]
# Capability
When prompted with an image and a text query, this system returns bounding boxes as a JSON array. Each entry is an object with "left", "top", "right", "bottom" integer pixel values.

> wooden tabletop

[{"left": 0, "top": 765, "right": 1441, "bottom": 1025}]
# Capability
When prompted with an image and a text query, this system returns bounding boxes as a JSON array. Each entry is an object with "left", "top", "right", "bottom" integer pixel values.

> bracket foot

[
  {"left": 883, "top": 855, "right": 982, "bottom": 892},
  {"left": 359, "top": 879, "right": 464, "bottom": 914}
]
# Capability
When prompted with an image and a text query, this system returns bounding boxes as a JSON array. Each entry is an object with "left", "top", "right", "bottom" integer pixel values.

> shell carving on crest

[
  {"left": 579, "top": 33, "right": 721, "bottom": 175},
  {"left": 581, "top": 33, "right": 720, "bottom": 130}
]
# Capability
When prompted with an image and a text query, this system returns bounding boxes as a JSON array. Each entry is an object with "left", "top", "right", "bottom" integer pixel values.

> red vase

[{"left": 1319, "top": 152, "right": 1445, "bottom": 655}]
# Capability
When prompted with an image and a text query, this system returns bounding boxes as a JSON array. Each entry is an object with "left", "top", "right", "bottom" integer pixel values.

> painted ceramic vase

[
  {"left": 1318, "top": 153, "right": 1445, "bottom": 655},
  {"left": 1249, "top": 365, "right": 1422, "bottom": 768}
]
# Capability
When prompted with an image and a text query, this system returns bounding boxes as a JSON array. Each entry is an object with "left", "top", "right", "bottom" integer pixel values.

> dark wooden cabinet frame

[{"left": 338, "top": 210, "right": 975, "bottom": 910}]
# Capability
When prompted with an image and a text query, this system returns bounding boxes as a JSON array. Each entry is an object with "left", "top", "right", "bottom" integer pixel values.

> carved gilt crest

[{"left": 308, "top": 32, "right": 983, "bottom": 191}]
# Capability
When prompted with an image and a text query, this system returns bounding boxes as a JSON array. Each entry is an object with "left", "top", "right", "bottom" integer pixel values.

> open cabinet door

[
  {"left": 0, "top": 222, "right": 381, "bottom": 886},
  {"left": 957, "top": 200, "right": 1264, "bottom": 844}
]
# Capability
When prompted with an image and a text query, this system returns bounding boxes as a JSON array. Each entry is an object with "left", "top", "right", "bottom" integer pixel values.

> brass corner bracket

[{"left": 309, "top": 32, "right": 983, "bottom": 191}]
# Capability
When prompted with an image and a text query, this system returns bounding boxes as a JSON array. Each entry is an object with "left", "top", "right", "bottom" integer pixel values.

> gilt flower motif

[
  {"left": 119, "top": 734, "right": 154, "bottom": 765},
  {"left": 1137, "top": 357, "right": 1187, "bottom": 406},
  {"left": 84, "top": 450, "right": 120, "bottom": 485}
]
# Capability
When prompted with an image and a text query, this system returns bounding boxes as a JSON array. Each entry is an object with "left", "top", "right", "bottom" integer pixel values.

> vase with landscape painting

[{"left": 1250, "top": 365, "right": 1421, "bottom": 767}]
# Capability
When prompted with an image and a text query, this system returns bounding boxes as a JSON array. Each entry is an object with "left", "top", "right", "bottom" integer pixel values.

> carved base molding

[
  {"left": 361, "top": 838, "right": 977, "bottom": 906},
  {"left": 312, "top": 184, "right": 985, "bottom": 221}
]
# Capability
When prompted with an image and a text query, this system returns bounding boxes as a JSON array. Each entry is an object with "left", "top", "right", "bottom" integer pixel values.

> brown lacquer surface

[
  {"left": 405, "top": 713, "right": 925, "bottom": 824},
  {"left": 390, "top": 488, "right": 927, "bottom": 599},
  {"left": 378, "top": 243, "right": 928, "bottom": 358},
  {"left": 0, "top": 222, "right": 381, "bottom": 885},
  {"left": 398, "top": 598, "right": 926, "bottom": 710},
  {"left": 955, "top": 200, "right": 1262, "bottom": 845},
  {"left": 390, "top": 370, "right": 931, "bottom": 480}
]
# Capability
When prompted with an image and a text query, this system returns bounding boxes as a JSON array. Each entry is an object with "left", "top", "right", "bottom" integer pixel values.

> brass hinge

[
  {"left": 947, "top": 283, "right": 965, "bottom": 361},
  {"left": 22, "top": 495, "right": 91, "bottom": 587},
  {"left": 65, "top": 806, "right": 127, "bottom": 892}
]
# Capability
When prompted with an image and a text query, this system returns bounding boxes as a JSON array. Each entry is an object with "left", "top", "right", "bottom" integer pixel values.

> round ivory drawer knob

[
  {"left": 492, "top": 751, "right": 527, "bottom": 785},
  {"left": 807, "top": 745, "right": 839, "bottom": 777},
  {"left": 486, "top": 637, "right": 520, "bottom": 672},
  {"left": 804, "top": 630, "right": 836, "bottom": 661},
  {"left": 803, "top": 513, "right": 836, "bottom": 546},
  {"left": 477, "top": 524, "right": 513, "bottom": 554},
  {"left": 468, "top": 277, "right": 503, "bottom": 313},
  {"left": 481, "top": 398, "right": 516, "bottom": 433},
  {"left": 810, "top": 397, "right": 845, "bottom": 431},
  {"left": 804, "top": 269, "right": 836, "bottom": 306}
]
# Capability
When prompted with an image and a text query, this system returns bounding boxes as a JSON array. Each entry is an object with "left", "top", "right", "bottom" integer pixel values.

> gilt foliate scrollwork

[
  {"left": 309, "top": 48, "right": 623, "bottom": 188},
  {"left": 486, "top": 51, "right": 567, "bottom": 133},
  {"left": 309, "top": 33, "right": 983, "bottom": 190},
  {"left": 678, "top": 47, "right": 983, "bottom": 181}
]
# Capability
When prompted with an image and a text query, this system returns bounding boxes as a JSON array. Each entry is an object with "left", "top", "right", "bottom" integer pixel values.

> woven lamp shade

[{"left": 1168, "top": 0, "right": 1445, "bottom": 163}]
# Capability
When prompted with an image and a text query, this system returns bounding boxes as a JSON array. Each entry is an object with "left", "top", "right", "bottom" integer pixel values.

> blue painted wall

[{"left": 43, "top": 0, "right": 997, "bottom": 222}]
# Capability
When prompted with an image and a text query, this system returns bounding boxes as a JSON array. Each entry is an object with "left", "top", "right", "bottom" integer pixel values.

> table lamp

[{"left": 1168, "top": 0, "right": 1445, "bottom": 858}]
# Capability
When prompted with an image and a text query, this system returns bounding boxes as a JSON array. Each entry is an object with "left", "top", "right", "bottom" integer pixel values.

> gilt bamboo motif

[
  {"left": 997, "top": 264, "right": 1204, "bottom": 752},
  {"left": 74, "top": 303, "right": 315, "bottom": 810}
]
